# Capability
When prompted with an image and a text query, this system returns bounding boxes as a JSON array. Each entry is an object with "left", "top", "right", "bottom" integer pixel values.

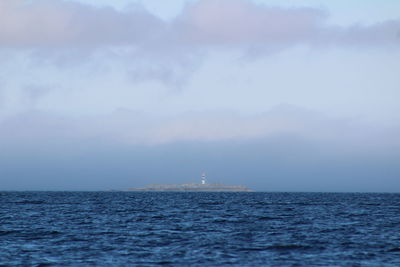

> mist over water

[
  {"left": 1, "top": 135, "right": 399, "bottom": 192},
  {"left": 1, "top": 192, "right": 400, "bottom": 266}
]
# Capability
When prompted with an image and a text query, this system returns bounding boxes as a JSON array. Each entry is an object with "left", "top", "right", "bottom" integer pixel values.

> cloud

[
  {"left": 177, "top": 0, "right": 326, "bottom": 46},
  {"left": 178, "top": 0, "right": 400, "bottom": 49},
  {"left": 21, "top": 85, "right": 51, "bottom": 108},
  {"left": 1, "top": 0, "right": 399, "bottom": 50},
  {"left": 1, "top": 105, "right": 399, "bottom": 149},
  {"left": 0, "top": 0, "right": 198, "bottom": 86},
  {"left": 318, "top": 20, "right": 400, "bottom": 47},
  {"left": 0, "top": 0, "right": 399, "bottom": 86},
  {"left": 0, "top": 0, "right": 163, "bottom": 47}
]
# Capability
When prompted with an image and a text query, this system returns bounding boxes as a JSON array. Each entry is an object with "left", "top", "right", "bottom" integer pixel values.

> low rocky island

[{"left": 128, "top": 173, "right": 253, "bottom": 192}]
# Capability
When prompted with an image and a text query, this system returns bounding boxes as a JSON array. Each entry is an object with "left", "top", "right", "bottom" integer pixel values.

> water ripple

[{"left": 1, "top": 192, "right": 400, "bottom": 266}]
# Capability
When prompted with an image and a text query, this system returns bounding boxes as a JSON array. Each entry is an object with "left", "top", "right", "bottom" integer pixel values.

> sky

[{"left": 0, "top": 0, "right": 399, "bottom": 191}]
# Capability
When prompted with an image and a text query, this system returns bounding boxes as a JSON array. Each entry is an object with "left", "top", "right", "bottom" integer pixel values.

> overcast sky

[{"left": 0, "top": 0, "right": 399, "bottom": 191}]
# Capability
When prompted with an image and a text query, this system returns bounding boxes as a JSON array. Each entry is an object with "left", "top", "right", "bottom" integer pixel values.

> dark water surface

[{"left": 1, "top": 192, "right": 400, "bottom": 266}]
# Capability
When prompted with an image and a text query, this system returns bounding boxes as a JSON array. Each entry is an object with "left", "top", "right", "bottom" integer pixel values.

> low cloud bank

[
  {"left": 1, "top": 105, "right": 399, "bottom": 148},
  {"left": 1, "top": 109, "right": 399, "bottom": 192},
  {"left": 1, "top": 105, "right": 399, "bottom": 191}
]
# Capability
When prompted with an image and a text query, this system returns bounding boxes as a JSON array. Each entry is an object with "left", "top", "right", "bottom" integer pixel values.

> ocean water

[{"left": 1, "top": 192, "right": 400, "bottom": 266}]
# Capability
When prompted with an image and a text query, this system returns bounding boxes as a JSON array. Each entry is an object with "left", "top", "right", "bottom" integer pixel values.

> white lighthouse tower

[{"left": 201, "top": 172, "right": 206, "bottom": 185}]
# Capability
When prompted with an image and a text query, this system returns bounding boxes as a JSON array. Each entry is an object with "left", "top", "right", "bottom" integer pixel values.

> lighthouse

[{"left": 201, "top": 172, "right": 206, "bottom": 185}]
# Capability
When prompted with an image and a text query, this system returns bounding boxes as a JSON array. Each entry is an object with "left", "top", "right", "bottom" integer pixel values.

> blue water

[{"left": 1, "top": 192, "right": 400, "bottom": 266}]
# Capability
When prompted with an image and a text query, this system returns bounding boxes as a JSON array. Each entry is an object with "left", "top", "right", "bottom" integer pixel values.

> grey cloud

[
  {"left": 0, "top": 0, "right": 198, "bottom": 86},
  {"left": 0, "top": 86, "right": 4, "bottom": 109},
  {"left": 0, "top": 0, "right": 163, "bottom": 47},
  {"left": 21, "top": 85, "right": 51, "bottom": 108},
  {"left": 1, "top": 105, "right": 399, "bottom": 148},
  {"left": 176, "top": 0, "right": 326, "bottom": 46},
  {"left": 1, "top": 0, "right": 399, "bottom": 86},
  {"left": 1, "top": 0, "right": 399, "bottom": 49},
  {"left": 178, "top": 0, "right": 400, "bottom": 49},
  {"left": 125, "top": 50, "right": 202, "bottom": 88},
  {"left": 318, "top": 20, "right": 400, "bottom": 47}
]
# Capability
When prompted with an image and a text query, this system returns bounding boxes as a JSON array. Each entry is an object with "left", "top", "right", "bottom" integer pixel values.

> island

[{"left": 127, "top": 173, "right": 253, "bottom": 192}]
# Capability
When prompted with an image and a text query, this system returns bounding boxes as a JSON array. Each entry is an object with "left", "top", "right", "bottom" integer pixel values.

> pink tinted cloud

[
  {"left": 0, "top": 0, "right": 398, "bottom": 49},
  {"left": 1, "top": 105, "right": 399, "bottom": 148},
  {"left": 178, "top": 0, "right": 400, "bottom": 48},
  {"left": 0, "top": 0, "right": 163, "bottom": 47},
  {"left": 178, "top": 0, "right": 326, "bottom": 45}
]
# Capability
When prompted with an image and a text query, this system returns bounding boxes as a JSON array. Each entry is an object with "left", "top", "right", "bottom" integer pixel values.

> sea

[{"left": 1, "top": 192, "right": 400, "bottom": 266}]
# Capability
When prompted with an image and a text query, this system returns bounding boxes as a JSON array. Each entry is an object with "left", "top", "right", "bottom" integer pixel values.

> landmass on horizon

[{"left": 127, "top": 173, "right": 253, "bottom": 192}]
